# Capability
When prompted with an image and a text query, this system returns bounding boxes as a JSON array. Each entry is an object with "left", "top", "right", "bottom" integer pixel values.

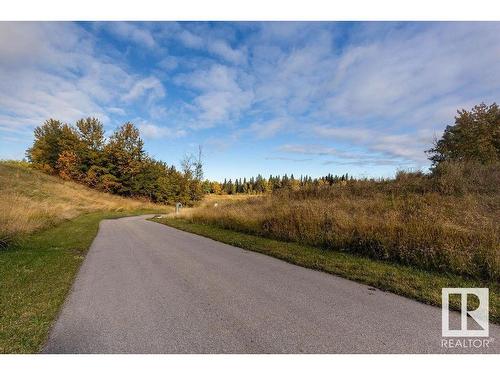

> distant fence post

[{"left": 175, "top": 202, "right": 182, "bottom": 214}]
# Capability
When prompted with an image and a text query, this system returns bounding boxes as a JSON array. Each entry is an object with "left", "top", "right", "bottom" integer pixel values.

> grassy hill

[
  {"left": 0, "top": 161, "right": 167, "bottom": 353},
  {"left": 0, "top": 161, "right": 163, "bottom": 247}
]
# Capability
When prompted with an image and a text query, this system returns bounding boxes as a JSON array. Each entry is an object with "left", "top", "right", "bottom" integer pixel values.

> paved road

[{"left": 43, "top": 215, "right": 499, "bottom": 353}]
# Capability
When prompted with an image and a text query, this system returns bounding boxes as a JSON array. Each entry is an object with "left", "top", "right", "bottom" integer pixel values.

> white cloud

[
  {"left": 122, "top": 77, "right": 165, "bottom": 102},
  {"left": 175, "top": 25, "right": 247, "bottom": 65},
  {"left": 247, "top": 118, "right": 286, "bottom": 139},
  {"left": 245, "top": 22, "right": 500, "bottom": 165},
  {"left": 105, "top": 22, "right": 156, "bottom": 48},
  {"left": 277, "top": 142, "right": 420, "bottom": 168},
  {"left": 175, "top": 64, "right": 240, "bottom": 92},
  {"left": 178, "top": 30, "right": 204, "bottom": 49},
  {"left": 158, "top": 56, "right": 179, "bottom": 71},
  {"left": 194, "top": 90, "right": 252, "bottom": 124},
  {"left": 312, "top": 126, "right": 430, "bottom": 163},
  {"left": 207, "top": 39, "right": 246, "bottom": 65},
  {"left": 0, "top": 22, "right": 167, "bottom": 139},
  {"left": 0, "top": 68, "right": 112, "bottom": 131},
  {"left": 279, "top": 144, "right": 341, "bottom": 156},
  {"left": 166, "top": 22, "right": 500, "bottom": 164},
  {"left": 175, "top": 64, "right": 253, "bottom": 127},
  {"left": 0, "top": 22, "right": 89, "bottom": 70},
  {"left": 322, "top": 23, "right": 500, "bottom": 121},
  {"left": 137, "top": 122, "right": 186, "bottom": 139},
  {"left": 265, "top": 156, "right": 312, "bottom": 162},
  {"left": 313, "top": 126, "right": 373, "bottom": 143},
  {"left": 107, "top": 107, "right": 126, "bottom": 116}
]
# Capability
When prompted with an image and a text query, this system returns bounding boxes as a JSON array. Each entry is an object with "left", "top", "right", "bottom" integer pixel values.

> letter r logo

[{"left": 442, "top": 288, "right": 489, "bottom": 337}]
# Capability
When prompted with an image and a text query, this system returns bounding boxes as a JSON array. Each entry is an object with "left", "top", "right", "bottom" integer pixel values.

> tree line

[
  {"left": 206, "top": 173, "right": 352, "bottom": 195},
  {"left": 26, "top": 118, "right": 204, "bottom": 204}
]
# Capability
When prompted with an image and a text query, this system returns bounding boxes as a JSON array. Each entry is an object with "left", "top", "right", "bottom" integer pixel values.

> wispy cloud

[
  {"left": 175, "top": 26, "right": 247, "bottom": 65},
  {"left": 175, "top": 63, "right": 253, "bottom": 127},
  {"left": 247, "top": 118, "right": 286, "bottom": 139},
  {"left": 277, "top": 142, "right": 425, "bottom": 167},
  {"left": 207, "top": 39, "right": 247, "bottom": 65},
  {"left": 1, "top": 22, "right": 500, "bottom": 177},
  {"left": 104, "top": 22, "right": 157, "bottom": 48},
  {"left": 0, "top": 22, "right": 165, "bottom": 136},
  {"left": 278, "top": 144, "right": 343, "bottom": 156},
  {"left": 312, "top": 126, "right": 431, "bottom": 163},
  {"left": 122, "top": 77, "right": 165, "bottom": 103},
  {"left": 137, "top": 122, "right": 186, "bottom": 139},
  {"left": 158, "top": 56, "right": 179, "bottom": 71},
  {"left": 178, "top": 29, "right": 204, "bottom": 49},
  {"left": 265, "top": 156, "right": 313, "bottom": 162}
]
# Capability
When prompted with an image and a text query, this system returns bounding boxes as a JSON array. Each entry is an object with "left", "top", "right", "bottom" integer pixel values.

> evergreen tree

[{"left": 235, "top": 178, "right": 240, "bottom": 194}]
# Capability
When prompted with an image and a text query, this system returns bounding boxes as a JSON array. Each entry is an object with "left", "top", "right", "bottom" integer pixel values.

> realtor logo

[{"left": 442, "top": 288, "right": 489, "bottom": 337}]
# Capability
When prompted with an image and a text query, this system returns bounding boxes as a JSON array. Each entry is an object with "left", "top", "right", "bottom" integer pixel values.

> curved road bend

[{"left": 43, "top": 215, "right": 499, "bottom": 353}]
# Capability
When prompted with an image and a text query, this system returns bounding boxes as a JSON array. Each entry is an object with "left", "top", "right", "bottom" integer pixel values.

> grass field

[
  {"left": 172, "top": 164, "right": 499, "bottom": 282},
  {"left": 154, "top": 217, "right": 500, "bottom": 324}
]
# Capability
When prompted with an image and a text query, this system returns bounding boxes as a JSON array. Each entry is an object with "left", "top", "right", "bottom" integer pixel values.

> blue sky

[{"left": 1, "top": 22, "right": 499, "bottom": 180}]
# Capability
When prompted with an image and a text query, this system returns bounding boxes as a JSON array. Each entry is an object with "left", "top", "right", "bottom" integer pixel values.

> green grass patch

[
  {"left": 154, "top": 217, "right": 500, "bottom": 325},
  {"left": 0, "top": 210, "right": 160, "bottom": 353}
]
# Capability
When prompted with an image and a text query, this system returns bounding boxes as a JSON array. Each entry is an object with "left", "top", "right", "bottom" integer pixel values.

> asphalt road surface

[{"left": 43, "top": 215, "right": 500, "bottom": 353}]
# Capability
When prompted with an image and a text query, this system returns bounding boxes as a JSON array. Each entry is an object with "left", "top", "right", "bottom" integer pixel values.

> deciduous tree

[{"left": 427, "top": 102, "right": 500, "bottom": 166}]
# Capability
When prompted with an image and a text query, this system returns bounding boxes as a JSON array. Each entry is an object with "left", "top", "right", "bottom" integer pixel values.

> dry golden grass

[
  {"left": 0, "top": 161, "right": 165, "bottom": 246},
  {"left": 168, "top": 193, "right": 255, "bottom": 219},
  {"left": 176, "top": 179, "right": 500, "bottom": 281}
]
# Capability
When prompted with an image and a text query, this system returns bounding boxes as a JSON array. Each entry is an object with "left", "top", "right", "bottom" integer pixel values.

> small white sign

[{"left": 442, "top": 288, "right": 489, "bottom": 337}]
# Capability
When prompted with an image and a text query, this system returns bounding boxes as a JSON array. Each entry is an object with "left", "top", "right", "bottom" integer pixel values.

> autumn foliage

[{"left": 26, "top": 118, "right": 203, "bottom": 204}]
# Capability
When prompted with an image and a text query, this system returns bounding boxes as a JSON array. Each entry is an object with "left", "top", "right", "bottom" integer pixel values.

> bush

[{"left": 432, "top": 161, "right": 500, "bottom": 195}]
